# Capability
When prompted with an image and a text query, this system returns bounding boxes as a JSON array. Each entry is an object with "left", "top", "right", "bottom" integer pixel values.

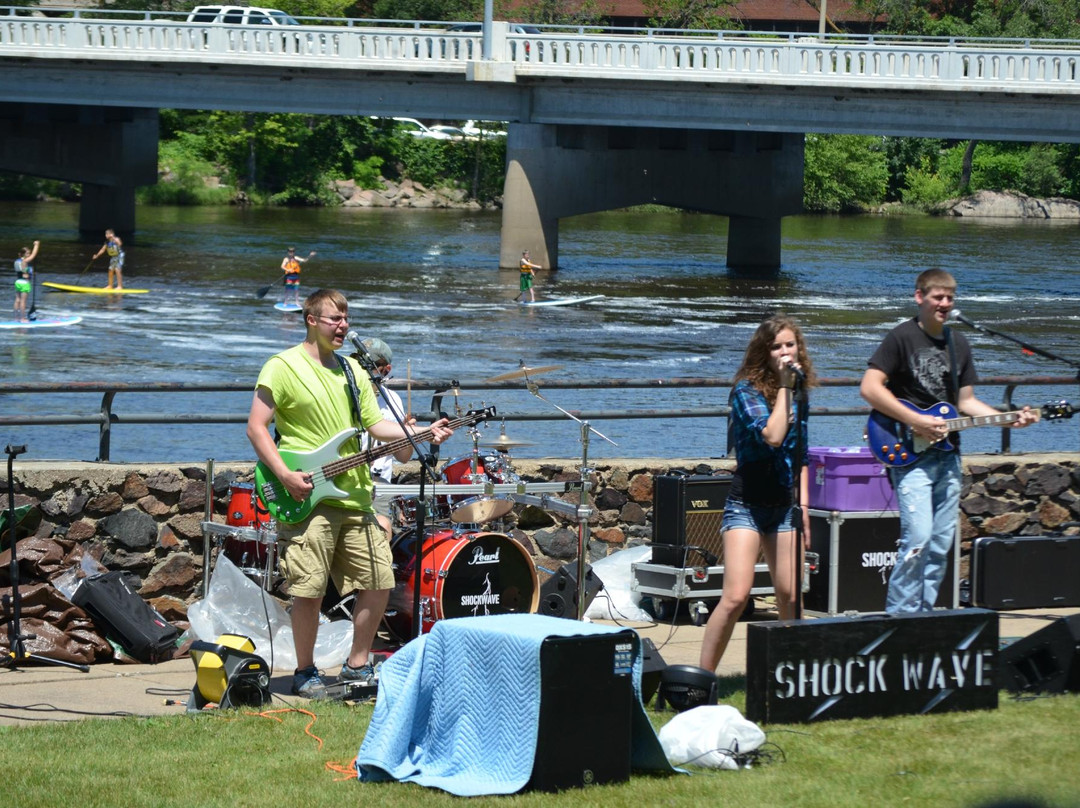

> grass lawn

[{"left": 2, "top": 680, "right": 1078, "bottom": 808}]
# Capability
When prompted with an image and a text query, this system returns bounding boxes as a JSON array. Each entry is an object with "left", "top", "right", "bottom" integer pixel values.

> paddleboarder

[
  {"left": 14, "top": 240, "right": 39, "bottom": 323},
  {"left": 515, "top": 250, "right": 541, "bottom": 303},
  {"left": 91, "top": 229, "right": 125, "bottom": 290},
  {"left": 281, "top": 246, "right": 316, "bottom": 307}
]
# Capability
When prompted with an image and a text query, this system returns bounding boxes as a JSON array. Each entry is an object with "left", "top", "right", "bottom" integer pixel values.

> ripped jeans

[{"left": 886, "top": 448, "right": 962, "bottom": 614}]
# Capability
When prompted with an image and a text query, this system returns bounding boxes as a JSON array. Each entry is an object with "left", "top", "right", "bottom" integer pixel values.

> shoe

[
  {"left": 339, "top": 661, "right": 379, "bottom": 686},
  {"left": 291, "top": 665, "right": 328, "bottom": 699}
]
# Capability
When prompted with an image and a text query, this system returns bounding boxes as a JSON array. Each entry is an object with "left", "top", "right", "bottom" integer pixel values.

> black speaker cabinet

[
  {"left": 999, "top": 614, "right": 1080, "bottom": 694},
  {"left": 639, "top": 636, "right": 667, "bottom": 706},
  {"left": 527, "top": 631, "right": 636, "bottom": 791},
  {"left": 538, "top": 563, "right": 603, "bottom": 619},
  {"left": 651, "top": 473, "right": 732, "bottom": 567},
  {"left": 972, "top": 534, "right": 1080, "bottom": 610}
]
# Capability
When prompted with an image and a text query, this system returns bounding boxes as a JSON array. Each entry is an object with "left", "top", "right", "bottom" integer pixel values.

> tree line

[{"left": 1, "top": 0, "right": 1078, "bottom": 210}]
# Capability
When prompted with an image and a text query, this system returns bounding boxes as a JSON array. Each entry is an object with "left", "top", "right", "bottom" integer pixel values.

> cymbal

[
  {"left": 485, "top": 364, "right": 563, "bottom": 383},
  {"left": 479, "top": 432, "right": 536, "bottom": 450}
]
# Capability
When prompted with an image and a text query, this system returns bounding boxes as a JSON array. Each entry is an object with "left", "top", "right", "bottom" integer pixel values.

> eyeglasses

[{"left": 317, "top": 315, "right": 349, "bottom": 325}]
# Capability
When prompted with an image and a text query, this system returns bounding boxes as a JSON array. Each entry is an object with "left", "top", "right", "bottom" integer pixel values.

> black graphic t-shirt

[{"left": 868, "top": 318, "right": 977, "bottom": 409}]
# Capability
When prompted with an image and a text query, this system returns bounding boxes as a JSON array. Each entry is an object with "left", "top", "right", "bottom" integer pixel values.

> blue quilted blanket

[{"left": 355, "top": 613, "right": 675, "bottom": 795}]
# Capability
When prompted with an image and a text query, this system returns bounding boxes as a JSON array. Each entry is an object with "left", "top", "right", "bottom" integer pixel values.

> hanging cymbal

[
  {"left": 484, "top": 364, "right": 563, "bottom": 383},
  {"left": 479, "top": 432, "right": 537, "bottom": 450}
]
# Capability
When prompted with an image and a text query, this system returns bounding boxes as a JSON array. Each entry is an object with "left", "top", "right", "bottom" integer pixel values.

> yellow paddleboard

[{"left": 42, "top": 282, "right": 149, "bottom": 295}]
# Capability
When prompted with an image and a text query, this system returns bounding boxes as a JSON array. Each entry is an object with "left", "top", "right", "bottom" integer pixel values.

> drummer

[{"left": 357, "top": 337, "right": 413, "bottom": 541}]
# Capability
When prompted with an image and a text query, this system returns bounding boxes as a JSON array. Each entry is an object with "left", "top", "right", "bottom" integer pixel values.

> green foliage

[
  {"left": 0, "top": 173, "right": 75, "bottom": 202},
  {"left": 642, "top": 0, "right": 741, "bottom": 29},
  {"left": 138, "top": 135, "right": 233, "bottom": 205},
  {"left": 882, "top": 137, "right": 944, "bottom": 201},
  {"left": 852, "top": 0, "right": 1080, "bottom": 38},
  {"left": 371, "top": 0, "right": 477, "bottom": 22},
  {"left": 900, "top": 155, "right": 953, "bottom": 205},
  {"left": 514, "top": 0, "right": 615, "bottom": 26},
  {"left": 803, "top": 133, "right": 889, "bottom": 212}
]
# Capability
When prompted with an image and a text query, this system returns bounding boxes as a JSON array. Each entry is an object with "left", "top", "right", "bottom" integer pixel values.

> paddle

[
  {"left": 256, "top": 275, "right": 282, "bottom": 299},
  {"left": 27, "top": 271, "right": 37, "bottom": 321},
  {"left": 78, "top": 257, "right": 96, "bottom": 279}
]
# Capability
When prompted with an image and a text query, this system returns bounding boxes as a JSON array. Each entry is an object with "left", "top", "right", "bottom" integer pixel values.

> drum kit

[
  {"left": 381, "top": 418, "right": 542, "bottom": 641},
  {"left": 202, "top": 481, "right": 279, "bottom": 591}
]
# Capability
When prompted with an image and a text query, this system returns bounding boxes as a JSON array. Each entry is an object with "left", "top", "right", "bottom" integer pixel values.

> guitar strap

[
  {"left": 335, "top": 353, "right": 363, "bottom": 427},
  {"left": 945, "top": 326, "right": 960, "bottom": 404}
]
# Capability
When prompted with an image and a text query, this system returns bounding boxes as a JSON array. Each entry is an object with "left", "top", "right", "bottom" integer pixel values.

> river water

[{"left": 2, "top": 200, "right": 1079, "bottom": 463}]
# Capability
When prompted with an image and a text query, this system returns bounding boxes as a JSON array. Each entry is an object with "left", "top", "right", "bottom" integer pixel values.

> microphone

[
  {"left": 345, "top": 331, "right": 377, "bottom": 371},
  {"left": 949, "top": 308, "right": 974, "bottom": 327},
  {"left": 789, "top": 365, "right": 806, "bottom": 383}
]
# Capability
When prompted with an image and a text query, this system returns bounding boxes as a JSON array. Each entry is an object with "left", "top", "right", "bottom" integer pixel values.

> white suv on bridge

[{"left": 186, "top": 6, "right": 301, "bottom": 25}]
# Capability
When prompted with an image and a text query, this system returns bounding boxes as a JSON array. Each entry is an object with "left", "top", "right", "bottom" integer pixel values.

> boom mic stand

[
  {"left": 349, "top": 339, "right": 440, "bottom": 641},
  {"left": 950, "top": 309, "right": 1080, "bottom": 374},
  {"left": 790, "top": 381, "right": 808, "bottom": 621},
  {"left": 3, "top": 444, "right": 89, "bottom": 672},
  {"left": 523, "top": 375, "right": 618, "bottom": 619}
]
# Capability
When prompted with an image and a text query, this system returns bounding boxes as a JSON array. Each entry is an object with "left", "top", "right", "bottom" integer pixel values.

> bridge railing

[
  {"left": 2, "top": 10, "right": 1080, "bottom": 92},
  {"left": 0, "top": 376, "right": 1075, "bottom": 462}
]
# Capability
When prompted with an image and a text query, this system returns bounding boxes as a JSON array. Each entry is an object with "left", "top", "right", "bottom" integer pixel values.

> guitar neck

[
  {"left": 318, "top": 412, "right": 481, "bottom": 479},
  {"left": 945, "top": 409, "right": 1026, "bottom": 434}
]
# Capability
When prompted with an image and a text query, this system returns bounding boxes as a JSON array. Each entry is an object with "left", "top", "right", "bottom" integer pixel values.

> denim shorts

[{"left": 721, "top": 497, "right": 798, "bottom": 536}]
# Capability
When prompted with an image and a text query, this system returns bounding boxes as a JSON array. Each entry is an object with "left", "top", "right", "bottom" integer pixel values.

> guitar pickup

[{"left": 260, "top": 482, "right": 277, "bottom": 502}]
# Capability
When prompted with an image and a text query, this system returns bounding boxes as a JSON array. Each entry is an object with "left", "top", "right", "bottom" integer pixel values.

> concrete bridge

[{"left": 3, "top": 10, "right": 1080, "bottom": 269}]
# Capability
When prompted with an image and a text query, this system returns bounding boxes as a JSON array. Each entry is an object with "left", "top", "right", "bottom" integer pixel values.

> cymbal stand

[
  {"left": 523, "top": 375, "right": 617, "bottom": 620},
  {"left": 3, "top": 444, "right": 89, "bottom": 672}
]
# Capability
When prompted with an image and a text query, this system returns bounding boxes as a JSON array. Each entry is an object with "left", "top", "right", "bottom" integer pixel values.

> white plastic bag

[
  {"left": 583, "top": 544, "right": 654, "bottom": 622},
  {"left": 186, "top": 554, "right": 353, "bottom": 672},
  {"left": 658, "top": 705, "right": 766, "bottom": 769}
]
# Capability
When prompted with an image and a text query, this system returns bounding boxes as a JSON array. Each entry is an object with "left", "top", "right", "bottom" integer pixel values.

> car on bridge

[
  {"left": 186, "top": 5, "right": 300, "bottom": 26},
  {"left": 391, "top": 118, "right": 453, "bottom": 140}
]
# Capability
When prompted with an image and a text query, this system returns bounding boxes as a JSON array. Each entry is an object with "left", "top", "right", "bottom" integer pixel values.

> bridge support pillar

[
  {"left": 0, "top": 104, "right": 158, "bottom": 241},
  {"left": 499, "top": 124, "right": 803, "bottom": 274}
]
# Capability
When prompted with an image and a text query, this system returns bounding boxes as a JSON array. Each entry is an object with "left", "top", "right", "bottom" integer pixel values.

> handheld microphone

[{"left": 789, "top": 365, "right": 806, "bottom": 383}]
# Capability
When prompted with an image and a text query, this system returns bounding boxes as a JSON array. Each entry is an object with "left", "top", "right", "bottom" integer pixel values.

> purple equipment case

[{"left": 808, "top": 447, "right": 897, "bottom": 512}]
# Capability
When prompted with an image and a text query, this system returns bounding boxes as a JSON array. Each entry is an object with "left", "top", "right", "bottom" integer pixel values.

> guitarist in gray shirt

[{"left": 860, "top": 268, "right": 1035, "bottom": 614}]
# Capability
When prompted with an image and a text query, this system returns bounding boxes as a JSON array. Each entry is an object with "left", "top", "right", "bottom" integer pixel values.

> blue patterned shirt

[{"left": 728, "top": 379, "right": 809, "bottom": 504}]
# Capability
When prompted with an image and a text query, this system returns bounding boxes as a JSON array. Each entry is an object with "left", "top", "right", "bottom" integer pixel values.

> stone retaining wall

[{"left": 5, "top": 454, "right": 1078, "bottom": 624}]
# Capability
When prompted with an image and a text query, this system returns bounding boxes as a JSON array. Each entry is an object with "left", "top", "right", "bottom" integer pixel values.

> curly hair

[{"left": 733, "top": 314, "right": 818, "bottom": 404}]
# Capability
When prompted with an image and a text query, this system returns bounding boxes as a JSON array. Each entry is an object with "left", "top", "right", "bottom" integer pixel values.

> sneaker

[
  {"left": 339, "top": 661, "right": 379, "bottom": 686},
  {"left": 291, "top": 665, "right": 328, "bottom": 699}
]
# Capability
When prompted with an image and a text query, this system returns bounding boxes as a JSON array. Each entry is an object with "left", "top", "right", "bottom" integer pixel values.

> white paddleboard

[
  {"left": 0, "top": 315, "right": 83, "bottom": 329},
  {"left": 274, "top": 302, "right": 303, "bottom": 312},
  {"left": 519, "top": 295, "right": 604, "bottom": 308}
]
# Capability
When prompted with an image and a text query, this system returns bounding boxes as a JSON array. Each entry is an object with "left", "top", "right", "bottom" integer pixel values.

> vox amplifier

[{"left": 651, "top": 473, "right": 732, "bottom": 567}]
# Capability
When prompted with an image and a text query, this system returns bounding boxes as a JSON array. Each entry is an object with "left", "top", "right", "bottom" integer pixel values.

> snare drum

[
  {"left": 382, "top": 528, "right": 539, "bottom": 642},
  {"left": 224, "top": 482, "right": 272, "bottom": 567}
]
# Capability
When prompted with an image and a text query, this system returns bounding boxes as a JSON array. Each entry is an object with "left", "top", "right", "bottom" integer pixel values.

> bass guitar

[
  {"left": 255, "top": 406, "right": 496, "bottom": 524},
  {"left": 866, "top": 399, "right": 1074, "bottom": 468}
]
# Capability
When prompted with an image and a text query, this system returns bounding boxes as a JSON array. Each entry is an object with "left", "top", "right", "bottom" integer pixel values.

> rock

[
  {"left": 620, "top": 501, "right": 647, "bottom": 525},
  {"left": 1037, "top": 498, "right": 1071, "bottom": 528},
  {"left": 121, "top": 473, "right": 149, "bottom": 501},
  {"left": 167, "top": 514, "right": 205, "bottom": 542},
  {"left": 980, "top": 511, "right": 1028, "bottom": 535},
  {"left": 178, "top": 479, "right": 206, "bottom": 513},
  {"left": 592, "top": 527, "right": 625, "bottom": 544},
  {"left": 517, "top": 505, "right": 556, "bottom": 530},
  {"left": 594, "top": 487, "right": 628, "bottom": 511},
  {"left": 85, "top": 491, "right": 124, "bottom": 516},
  {"left": 140, "top": 553, "right": 201, "bottom": 598},
  {"left": 1017, "top": 465, "right": 1071, "bottom": 497},
  {"left": 144, "top": 470, "right": 184, "bottom": 495},
  {"left": 532, "top": 527, "right": 578, "bottom": 560},
  {"left": 66, "top": 520, "right": 97, "bottom": 542},
  {"left": 99, "top": 509, "right": 158, "bottom": 551},
  {"left": 137, "top": 495, "right": 173, "bottom": 517},
  {"left": 148, "top": 595, "right": 188, "bottom": 622},
  {"left": 960, "top": 494, "right": 1013, "bottom": 517},
  {"left": 983, "top": 473, "right": 1022, "bottom": 495},
  {"left": 627, "top": 473, "right": 654, "bottom": 503},
  {"left": 938, "top": 190, "right": 1080, "bottom": 219}
]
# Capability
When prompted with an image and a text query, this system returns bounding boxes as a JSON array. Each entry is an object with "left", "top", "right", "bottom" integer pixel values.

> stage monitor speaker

[
  {"left": 998, "top": 614, "right": 1080, "bottom": 694},
  {"left": 651, "top": 473, "right": 732, "bottom": 567},
  {"left": 528, "top": 631, "right": 636, "bottom": 791},
  {"left": 639, "top": 636, "right": 667, "bottom": 706},
  {"left": 539, "top": 563, "right": 603, "bottom": 619}
]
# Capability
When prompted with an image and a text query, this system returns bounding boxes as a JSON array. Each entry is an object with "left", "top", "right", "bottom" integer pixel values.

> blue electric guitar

[
  {"left": 866, "top": 399, "right": 1073, "bottom": 467},
  {"left": 256, "top": 406, "right": 495, "bottom": 524}
]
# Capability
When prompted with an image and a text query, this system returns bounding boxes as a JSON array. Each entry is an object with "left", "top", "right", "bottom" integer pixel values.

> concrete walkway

[{"left": 1, "top": 606, "right": 1073, "bottom": 727}]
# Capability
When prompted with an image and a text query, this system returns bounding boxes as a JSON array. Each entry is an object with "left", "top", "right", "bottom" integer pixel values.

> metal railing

[
  {"left": 0, "top": 375, "right": 1075, "bottom": 462},
  {"left": 2, "top": 11, "right": 1080, "bottom": 93}
]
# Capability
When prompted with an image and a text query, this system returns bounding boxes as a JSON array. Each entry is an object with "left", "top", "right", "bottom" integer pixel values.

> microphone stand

[
  {"left": 3, "top": 444, "right": 89, "bottom": 672},
  {"left": 790, "top": 380, "right": 808, "bottom": 621},
  {"left": 952, "top": 311, "right": 1080, "bottom": 374},
  {"left": 349, "top": 339, "right": 438, "bottom": 641},
  {"left": 524, "top": 376, "right": 617, "bottom": 619}
]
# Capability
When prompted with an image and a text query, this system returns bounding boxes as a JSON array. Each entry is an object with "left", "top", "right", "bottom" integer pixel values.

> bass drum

[{"left": 383, "top": 528, "right": 539, "bottom": 642}]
